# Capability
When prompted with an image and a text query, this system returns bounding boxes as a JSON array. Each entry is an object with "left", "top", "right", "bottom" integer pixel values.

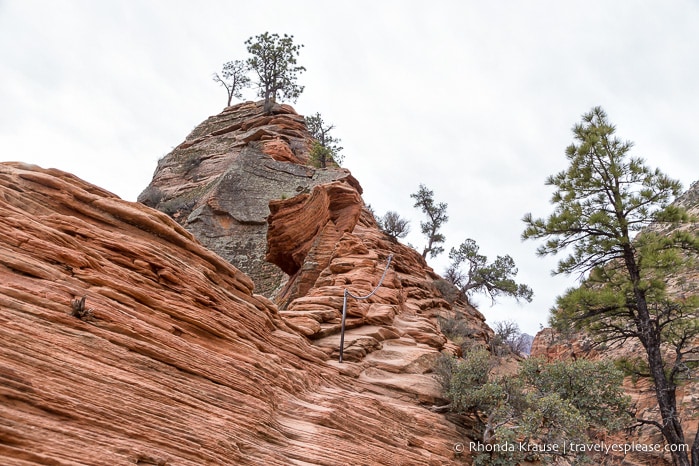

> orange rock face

[
  {"left": 267, "top": 190, "right": 492, "bottom": 406},
  {"left": 138, "top": 101, "right": 493, "bottom": 406},
  {"left": 138, "top": 100, "right": 361, "bottom": 297},
  {"left": 0, "top": 163, "right": 482, "bottom": 465},
  {"left": 266, "top": 181, "right": 363, "bottom": 277}
]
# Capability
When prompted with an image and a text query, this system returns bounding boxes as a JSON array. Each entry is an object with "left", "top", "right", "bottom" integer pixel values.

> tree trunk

[
  {"left": 624, "top": 246, "right": 691, "bottom": 465},
  {"left": 644, "top": 336, "right": 690, "bottom": 466},
  {"left": 634, "top": 290, "right": 690, "bottom": 466}
]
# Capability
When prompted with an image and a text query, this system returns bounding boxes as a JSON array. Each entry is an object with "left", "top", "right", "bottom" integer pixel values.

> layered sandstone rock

[
  {"left": 138, "top": 101, "right": 360, "bottom": 297},
  {"left": 139, "top": 101, "right": 494, "bottom": 406},
  {"left": 268, "top": 197, "right": 493, "bottom": 403},
  {"left": 0, "top": 163, "right": 481, "bottom": 465}
]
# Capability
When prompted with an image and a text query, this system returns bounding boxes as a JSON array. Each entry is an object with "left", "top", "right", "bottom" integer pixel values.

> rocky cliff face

[
  {"left": 0, "top": 162, "right": 473, "bottom": 465},
  {"left": 531, "top": 181, "right": 699, "bottom": 466},
  {"left": 138, "top": 101, "right": 360, "bottom": 298},
  {"left": 140, "top": 100, "right": 493, "bottom": 400},
  {"left": 1, "top": 102, "right": 495, "bottom": 464}
]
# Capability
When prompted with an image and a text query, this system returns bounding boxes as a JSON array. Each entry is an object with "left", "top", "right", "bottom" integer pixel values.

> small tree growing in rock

[
  {"left": 213, "top": 59, "right": 250, "bottom": 107},
  {"left": 411, "top": 184, "right": 448, "bottom": 259},
  {"left": 445, "top": 238, "right": 533, "bottom": 305},
  {"left": 378, "top": 211, "right": 410, "bottom": 241},
  {"left": 305, "top": 113, "right": 344, "bottom": 167},
  {"left": 246, "top": 32, "right": 305, "bottom": 114}
]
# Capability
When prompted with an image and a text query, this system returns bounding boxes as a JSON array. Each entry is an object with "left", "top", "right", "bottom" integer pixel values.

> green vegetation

[
  {"left": 407, "top": 184, "right": 532, "bottom": 305},
  {"left": 214, "top": 32, "right": 305, "bottom": 113},
  {"left": 377, "top": 210, "right": 410, "bottom": 241},
  {"left": 213, "top": 59, "right": 250, "bottom": 107},
  {"left": 445, "top": 238, "right": 533, "bottom": 305},
  {"left": 438, "top": 313, "right": 477, "bottom": 354},
  {"left": 246, "top": 32, "right": 305, "bottom": 114},
  {"left": 522, "top": 106, "right": 699, "bottom": 466},
  {"left": 491, "top": 320, "right": 530, "bottom": 355},
  {"left": 411, "top": 184, "right": 448, "bottom": 259},
  {"left": 438, "top": 349, "right": 631, "bottom": 465},
  {"left": 305, "top": 112, "right": 344, "bottom": 167}
]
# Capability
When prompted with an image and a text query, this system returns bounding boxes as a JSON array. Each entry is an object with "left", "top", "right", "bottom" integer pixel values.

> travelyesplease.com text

[{"left": 454, "top": 441, "right": 689, "bottom": 455}]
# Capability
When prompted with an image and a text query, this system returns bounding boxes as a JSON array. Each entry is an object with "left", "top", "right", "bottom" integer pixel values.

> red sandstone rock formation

[
  {"left": 138, "top": 101, "right": 360, "bottom": 298},
  {"left": 0, "top": 162, "right": 482, "bottom": 465},
  {"left": 138, "top": 100, "right": 494, "bottom": 408},
  {"left": 260, "top": 152, "right": 492, "bottom": 404}
]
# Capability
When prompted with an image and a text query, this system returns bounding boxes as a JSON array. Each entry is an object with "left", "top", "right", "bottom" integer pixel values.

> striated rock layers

[
  {"left": 0, "top": 162, "right": 480, "bottom": 465},
  {"left": 531, "top": 181, "right": 699, "bottom": 466},
  {"left": 139, "top": 100, "right": 493, "bottom": 404},
  {"left": 138, "top": 101, "right": 360, "bottom": 298}
]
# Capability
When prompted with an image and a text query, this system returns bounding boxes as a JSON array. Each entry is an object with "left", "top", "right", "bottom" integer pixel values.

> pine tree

[
  {"left": 212, "top": 60, "right": 250, "bottom": 107},
  {"left": 305, "top": 113, "right": 344, "bottom": 167},
  {"left": 411, "top": 184, "right": 448, "bottom": 259},
  {"left": 522, "top": 106, "right": 699, "bottom": 466},
  {"left": 245, "top": 32, "right": 305, "bottom": 114},
  {"left": 445, "top": 238, "right": 533, "bottom": 304}
]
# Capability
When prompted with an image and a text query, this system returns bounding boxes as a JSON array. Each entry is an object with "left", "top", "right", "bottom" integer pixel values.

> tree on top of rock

[
  {"left": 213, "top": 59, "right": 250, "bottom": 107},
  {"left": 305, "top": 112, "right": 344, "bottom": 167},
  {"left": 246, "top": 32, "right": 305, "bottom": 114}
]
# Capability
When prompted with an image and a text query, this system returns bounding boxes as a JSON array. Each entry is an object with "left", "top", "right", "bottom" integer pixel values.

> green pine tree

[
  {"left": 411, "top": 184, "right": 448, "bottom": 259},
  {"left": 245, "top": 32, "right": 305, "bottom": 114},
  {"left": 522, "top": 106, "right": 699, "bottom": 466}
]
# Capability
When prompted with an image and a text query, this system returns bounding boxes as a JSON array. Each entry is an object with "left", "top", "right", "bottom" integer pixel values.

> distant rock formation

[{"left": 518, "top": 333, "right": 535, "bottom": 355}]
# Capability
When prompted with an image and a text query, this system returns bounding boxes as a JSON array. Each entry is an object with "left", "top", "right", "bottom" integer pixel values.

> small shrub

[
  {"left": 433, "top": 278, "right": 463, "bottom": 305},
  {"left": 138, "top": 186, "right": 164, "bottom": 207},
  {"left": 181, "top": 154, "right": 201, "bottom": 173},
  {"left": 308, "top": 141, "right": 341, "bottom": 168},
  {"left": 438, "top": 313, "right": 477, "bottom": 354},
  {"left": 435, "top": 348, "right": 632, "bottom": 465},
  {"left": 377, "top": 211, "right": 410, "bottom": 241},
  {"left": 492, "top": 319, "right": 529, "bottom": 356},
  {"left": 71, "top": 296, "right": 94, "bottom": 321},
  {"left": 433, "top": 353, "right": 457, "bottom": 391}
]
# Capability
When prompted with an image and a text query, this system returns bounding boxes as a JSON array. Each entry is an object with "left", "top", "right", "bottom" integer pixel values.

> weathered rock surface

[
  {"left": 266, "top": 187, "right": 493, "bottom": 404},
  {"left": 0, "top": 163, "right": 480, "bottom": 465},
  {"left": 138, "top": 101, "right": 360, "bottom": 297},
  {"left": 139, "top": 100, "right": 494, "bottom": 409}
]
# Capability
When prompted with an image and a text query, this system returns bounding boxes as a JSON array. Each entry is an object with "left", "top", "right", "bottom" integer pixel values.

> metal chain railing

[{"left": 338, "top": 254, "right": 394, "bottom": 363}]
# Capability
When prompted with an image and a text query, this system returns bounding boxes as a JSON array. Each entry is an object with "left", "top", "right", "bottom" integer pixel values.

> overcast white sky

[{"left": 2, "top": 0, "right": 698, "bottom": 335}]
